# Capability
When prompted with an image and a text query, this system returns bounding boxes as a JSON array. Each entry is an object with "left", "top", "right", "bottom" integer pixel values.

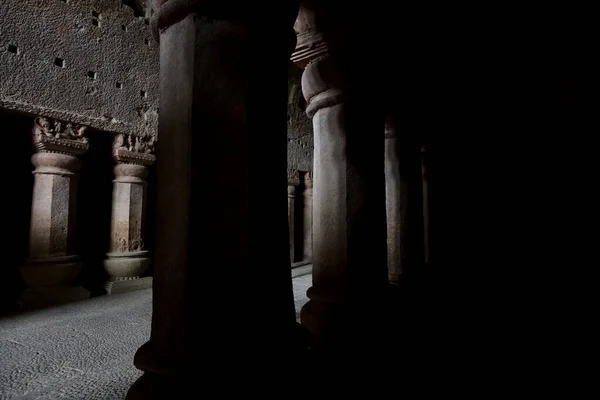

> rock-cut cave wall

[{"left": 0, "top": 0, "right": 159, "bottom": 138}]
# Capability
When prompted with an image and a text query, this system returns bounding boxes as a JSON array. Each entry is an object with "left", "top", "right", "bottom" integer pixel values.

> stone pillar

[
  {"left": 302, "top": 171, "right": 313, "bottom": 262},
  {"left": 104, "top": 133, "right": 156, "bottom": 294},
  {"left": 385, "top": 113, "right": 425, "bottom": 282},
  {"left": 385, "top": 121, "right": 402, "bottom": 282},
  {"left": 422, "top": 145, "right": 430, "bottom": 264},
  {"left": 20, "top": 116, "right": 89, "bottom": 308},
  {"left": 288, "top": 170, "right": 299, "bottom": 262},
  {"left": 126, "top": 2, "right": 305, "bottom": 397},
  {"left": 293, "top": 5, "right": 388, "bottom": 360}
]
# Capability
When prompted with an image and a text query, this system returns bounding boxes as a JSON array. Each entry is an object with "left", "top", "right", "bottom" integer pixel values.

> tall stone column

[
  {"left": 288, "top": 169, "right": 299, "bottom": 262},
  {"left": 293, "top": 4, "right": 388, "bottom": 360},
  {"left": 385, "top": 121, "right": 403, "bottom": 282},
  {"left": 302, "top": 171, "right": 313, "bottom": 262},
  {"left": 385, "top": 113, "right": 425, "bottom": 282},
  {"left": 127, "top": 1, "right": 305, "bottom": 397},
  {"left": 422, "top": 145, "right": 430, "bottom": 264},
  {"left": 104, "top": 133, "right": 156, "bottom": 294},
  {"left": 20, "top": 116, "right": 89, "bottom": 308}
]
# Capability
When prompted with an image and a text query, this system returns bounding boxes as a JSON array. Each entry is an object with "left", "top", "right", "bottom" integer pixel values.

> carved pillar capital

[
  {"left": 112, "top": 133, "right": 156, "bottom": 182},
  {"left": 32, "top": 116, "right": 89, "bottom": 160},
  {"left": 288, "top": 169, "right": 300, "bottom": 186},
  {"left": 291, "top": 3, "right": 328, "bottom": 68},
  {"left": 301, "top": 56, "right": 346, "bottom": 119},
  {"left": 304, "top": 171, "right": 313, "bottom": 188}
]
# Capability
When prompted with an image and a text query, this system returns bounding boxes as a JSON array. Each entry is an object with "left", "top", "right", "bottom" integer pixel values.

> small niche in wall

[
  {"left": 8, "top": 44, "right": 19, "bottom": 54},
  {"left": 140, "top": 90, "right": 147, "bottom": 98},
  {"left": 122, "top": 25, "right": 128, "bottom": 31},
  {"left": 87, "top": 71, "right": 97, "bottom": 79},
  {"left": 60, "top": 0, "right": 69, "bottom": 3},
  {"left": 54, "top": 57, "right": 66, "bottom": 68},
  {"left": 91, "top": 10, "right": 101, "bottom": 27},
  {"left": 144, "top": 38, "right": 150, "bottom": 46},
  {"left": 116, "top": 82, "right": 123, "bottom": 89},
  {"left": 144, "top": 18, "right": 150, "bottom": 25}
]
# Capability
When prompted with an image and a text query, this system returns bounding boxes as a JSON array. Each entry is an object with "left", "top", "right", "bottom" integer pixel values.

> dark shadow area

[
  {"left": 0, "top": 110, "right": 33, "bottom": 315},
  {"left": 77, "top": 129, "right": 113, "bottom": 296}
]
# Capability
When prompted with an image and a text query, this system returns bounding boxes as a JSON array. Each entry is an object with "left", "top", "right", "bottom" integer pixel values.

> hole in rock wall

[
  {"left": 122, "top": 0, "right": 146, "bottom": 18},
  {"left": 122, "top": 25, "right": 128, "bottom": 31},
  {"left": 87, "top": 70, "right": 97, "bottom": 79},
  {"left": 8, "top": 44, "right": 18, "bottom": 54},
  {"left": 140, "top": 90, "right": 147, "bottom": 98},
  {"left": 116, "top": 82, "right": 123, "bottom": 89},
  {"left": 54, "top": 57, "right": 65, "bottom": 67},
  {"left": 144, "top": 38, "right": 150, "bottom": 46},
  {"left": 92, "top": 19, "right": 100, "bottom": 27},
  {"left": 92, "top": 10, "right": 100, "bottom": 18}
]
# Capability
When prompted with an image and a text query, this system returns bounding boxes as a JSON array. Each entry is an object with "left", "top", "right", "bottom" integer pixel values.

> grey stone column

[
  {"left": 288, "top": 170, "right": 299, "bottom": 262},
  {"left": 20, "top": 117, "right": 89, "bottom": 308},
  {"left": 104, "top": 133, "right": 156, "bottom": 294},
  {"left": 294, "top": 7, "right": 388, "bottom": 359},
  {"left": 385, "top": 122, "right": 403, "bottom": 282},
  {"left": 302, "top": 171, "right": 313, "bottom": 262}
]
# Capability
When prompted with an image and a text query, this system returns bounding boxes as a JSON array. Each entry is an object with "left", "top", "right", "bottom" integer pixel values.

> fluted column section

[
  {"left": 302, "top": 171, "right": 313, "bottom": 262},
  {"left": 104, "top": 133, "right": 156, "bottom": 294},
  {"left": 20, "top": 117, "right": 90, "bottom": 308}
]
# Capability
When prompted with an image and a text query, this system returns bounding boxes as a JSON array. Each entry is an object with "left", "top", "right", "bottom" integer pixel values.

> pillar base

[
  {"left": 20, "top": 285, "right": 90, "bottom": 310},
  {"left": 104, "top": 251, "right": 150, "bottom": 278},
  {"left": 20, "top": 255, "right": 88, "bottom": 309},
  {"left": 105, "top": 276, "right": 153, "bottom": 295}
]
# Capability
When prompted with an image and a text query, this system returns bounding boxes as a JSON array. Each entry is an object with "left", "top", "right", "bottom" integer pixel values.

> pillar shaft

[
  {"left": 385, "top": 123, "right": 402, "bottom": 282},
  {"left": 104, "top": 135, "right": 156, "bottom": 294},
  {"left": 127, "top": 2, "right": 304, "bottom": 397},
  {"left": 302, "top": 172, "right": 313, "bottom": 261},
  {"left": 385, "top": 115, "right": 425, "bottom": 280},
  {"left": 288, "top": 170, "right": 300, "bottom": 262},
  {"left": 20, "top": 117, "right": 90, "bottom": 308},
  {"left": 296, "top": 49, "right": 388, "bottom": 357}
]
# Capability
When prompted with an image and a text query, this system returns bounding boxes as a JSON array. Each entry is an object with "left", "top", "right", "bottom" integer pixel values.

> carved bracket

[
  {"left": 288, "top": 169, "right": 300, "bottom": 186},
  {"left": 32, "top": 117, "right": 89, "bottom": 156},
  {"left": 113, "top": 133, "right": 156, "bottom": 165}
]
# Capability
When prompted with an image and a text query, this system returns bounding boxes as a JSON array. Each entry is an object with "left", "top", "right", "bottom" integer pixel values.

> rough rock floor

[{"left": 0, "top": 265, "right": 311, "bottom": 400}]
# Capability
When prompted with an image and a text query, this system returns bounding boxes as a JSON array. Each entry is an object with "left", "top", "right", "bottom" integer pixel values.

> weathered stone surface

[
  {"left": 287, "top": 63, "right": 313, "bottom": 172},
  {"left": 0, "top": 0, "right": 159, "bottom": 138}
]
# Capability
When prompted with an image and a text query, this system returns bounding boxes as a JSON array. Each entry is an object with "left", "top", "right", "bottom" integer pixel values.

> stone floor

[{"left": 0, "top": 265, "right": 311, "bottom": 400}]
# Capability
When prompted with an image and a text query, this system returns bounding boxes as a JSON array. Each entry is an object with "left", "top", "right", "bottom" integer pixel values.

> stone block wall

[{"left": 0, "top": 0, "right": 158, "bottom": 138}]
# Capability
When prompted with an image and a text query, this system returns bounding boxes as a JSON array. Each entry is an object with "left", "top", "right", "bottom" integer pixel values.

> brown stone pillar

[
  {"left": 293, "top": 5, "right": 388, "bottom": 360},
  {"left": 20, "top": 117, "right": 89, "bottom": 308},
  {"left": 104, "top": 134, "right": 156, "bottom": 294},
  {"left": 288, "top": 170, "right": 299, "bottom": 262},
  {"left": 385, "top": 122, "right": 402, "bottom": 282},
  {"left": 127, "top": 1, "right": 304, "bottom": 397},
  {"left": 302, "top": 171, "right": 313, "bottom": 262}
]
